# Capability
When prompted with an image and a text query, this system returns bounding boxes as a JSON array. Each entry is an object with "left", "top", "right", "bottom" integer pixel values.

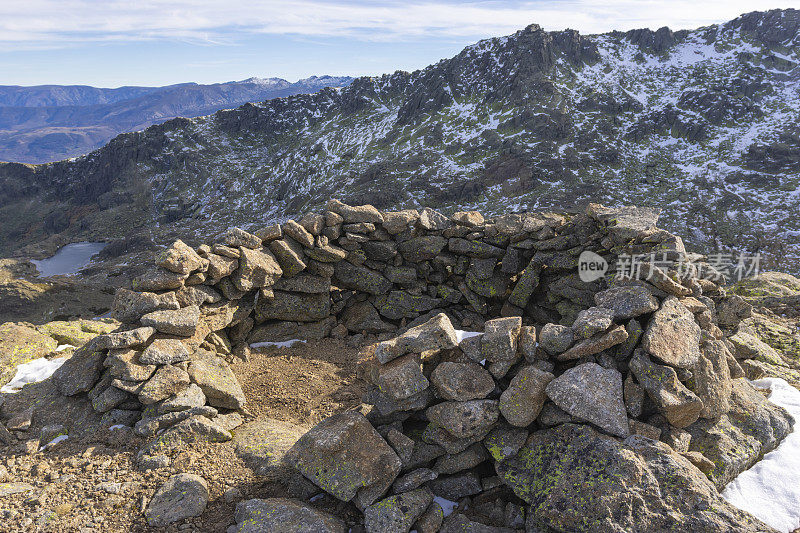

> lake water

[{"left": 31, "top": 242, "right": 107, "bottom": 277}]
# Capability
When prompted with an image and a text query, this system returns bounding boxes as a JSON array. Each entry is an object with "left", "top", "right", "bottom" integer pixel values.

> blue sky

[{"left": 1, "top": 0, "right": 798, "bottom": 87}]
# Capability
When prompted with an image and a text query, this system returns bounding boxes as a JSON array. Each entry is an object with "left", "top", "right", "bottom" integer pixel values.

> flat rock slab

[
  {"left": 286, "top": 411, "right": 401, "bottom": 507},
  {"left": 233, "top": 418, "right": 308, "bottom": 478},
  {"left": 232, "top": 498, "right": 346, "bottom": 533},
  {"left": 545, "top": 362, "right": 629, "bottom": 438},
  {"left": 642, "top": 296, "right": 701, "bottom": 368},
  {"left": 594, "top": 285, "right": 659, "bottom": 320},
  {"left": 0, "top": 482, "right": 35, "bottom": 497},
  {"left": 497, "top": 423, "right": 775, "bottom": 533},
  {"left": 145, "top": 473, "right": 209, "bottom": 527},
  {"left": 188, "top": 350, "right": 246, "bottom": 410},
  {"left": 629, "top": 350, "right": 703, "bottom": 428}
]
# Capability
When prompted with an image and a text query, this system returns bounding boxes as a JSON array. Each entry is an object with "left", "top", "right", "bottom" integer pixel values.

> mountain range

[
  {"left": 0, "top": 8, "right": 798, "bottom": 271},
  {"left": 0, "top": 76, "right": 354, "bottom": 163}
]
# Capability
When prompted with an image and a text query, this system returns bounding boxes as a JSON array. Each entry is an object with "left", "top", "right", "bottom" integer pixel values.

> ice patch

[
  {"left": 722, "top": 378, "right": 800, "bottom": 532},
  {"left": 455, "top": 330, "right": 482, "bottom": 343},
  {"left": 31, "top": 242, "right": 107, "bottom": 277},
  {"left": 1, "top": 357, "right": 67, "bottom": 393},
  {"left": 109, "top": 425, "right": 126, "bottom": 431},
  {"left": 249, "top": 339, "right": 306, "bottom": 349}
]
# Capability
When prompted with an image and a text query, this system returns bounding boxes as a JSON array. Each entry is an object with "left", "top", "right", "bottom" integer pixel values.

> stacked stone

[
  {"left": 277, "top": 207, "right": 792, "bottom": 532},
  {"left": 47, "top": 199, "right": 769, "bottom": 477}
]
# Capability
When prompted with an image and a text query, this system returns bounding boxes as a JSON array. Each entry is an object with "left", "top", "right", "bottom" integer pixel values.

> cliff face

[{"left": 1, "top": 9, "right": 799, "bottom": 271}]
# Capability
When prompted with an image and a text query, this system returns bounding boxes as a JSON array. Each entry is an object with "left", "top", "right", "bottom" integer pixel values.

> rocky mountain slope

[
  {"left": 0, "top": 9, "right": 798, "bottom": 271},
  {"left": 0, "top": 76, "right": 353, "bottom": 164}
]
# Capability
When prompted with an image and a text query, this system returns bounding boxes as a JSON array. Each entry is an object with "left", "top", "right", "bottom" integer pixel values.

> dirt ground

[{"left": 0, "top": 339, "right": 369, "bottom": 532}]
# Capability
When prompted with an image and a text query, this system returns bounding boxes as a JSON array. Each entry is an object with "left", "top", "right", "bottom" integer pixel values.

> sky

[{"left": 1, "top": 0, "right": 798, "bottom": 87}]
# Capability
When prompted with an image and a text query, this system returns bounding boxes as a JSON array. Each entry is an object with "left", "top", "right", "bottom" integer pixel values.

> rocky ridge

[
  {"left": 1, "top": 9, "right": 799, "bottom": 271},
  {"left": 0, "top": 76, "right": 354, "bottom": 164},
  {"left": 1, "top": 199, "right": 795, "bottom": 531}
]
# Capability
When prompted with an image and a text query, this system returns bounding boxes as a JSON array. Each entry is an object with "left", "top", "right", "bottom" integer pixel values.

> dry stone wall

[{"left": 48, "top": 199, "right": 795, "bottom": 531}]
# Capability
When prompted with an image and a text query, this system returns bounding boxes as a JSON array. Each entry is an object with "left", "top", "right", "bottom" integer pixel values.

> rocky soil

[{"left": 0, "top": 339, "right": 367, "bottom": 532}]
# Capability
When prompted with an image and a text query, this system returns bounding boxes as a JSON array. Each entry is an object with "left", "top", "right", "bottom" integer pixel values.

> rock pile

[
  {"left": 282, "top": 312, "right": 792, "bottom": 531},
  {"left": 43, "top": 199, "right": 795, "bottom": 531}
]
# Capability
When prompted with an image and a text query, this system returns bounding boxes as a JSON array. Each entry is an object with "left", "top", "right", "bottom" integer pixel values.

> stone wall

[{"left": 48, "top": 199, "right": 791, "bottom": 502}]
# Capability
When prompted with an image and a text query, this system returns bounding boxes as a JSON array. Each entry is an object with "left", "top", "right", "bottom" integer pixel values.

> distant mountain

[
  {"left": 0, "top": 9, "right": 798, "bottom": 271},
  {"left": 0, "top": 76, "right": 354, "bottom": 163}
]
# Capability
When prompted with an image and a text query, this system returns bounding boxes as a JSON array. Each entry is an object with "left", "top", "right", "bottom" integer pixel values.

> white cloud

[{"left": 0, "top": 0, "right": 796, "bottom": 49}]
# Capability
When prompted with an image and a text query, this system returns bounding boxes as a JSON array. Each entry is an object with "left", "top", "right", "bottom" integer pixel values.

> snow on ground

[
  {"left": 1, "top": 357, "right": 67, "bottom": 393},
  {"left": 39, "top": 435, "right": 68, "bottom": 451},
  {"left": 249, "top": 339, "right": 306, "bottom": 349},
  {"left": 455, "top": 330, "right": 482, "bottom": 342},
  {"left": 722, "top": 378, "right": 800, "bottom": 532}
]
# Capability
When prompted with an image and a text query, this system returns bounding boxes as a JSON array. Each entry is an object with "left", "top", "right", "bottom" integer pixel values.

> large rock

[
  {"left": 222, "top": 227, "right": 262, "bottom": 249},
  {"left": 545, "top": 363, "right": 629, "bottom": 438},
  {"left": 139, "top": 338, "right": 190, "bottom": 365},
  {"left": 286, "top": 411, "right": 401, "bottom": 508},
  {"left": 426, "top": 400, "right": 500, "bottom": 439},
  {"left": 232, "top": 498, "right": 346, "bottom": 533},
  {"left": 571, "top": 307, "right": 614, "bottom": 339},
  {"left": 687, "top": 378, "right": 794, "bottom": 489},
  {"left": 111, "top": 288, "right": 180, "bottom": 323},
  {"left": 269, "top": 238, "right": 307, "bottom": 277},
  {"left": 375, "top": 313, "right": 458, "bottom": 364},
  {"left": 283, "top": 220, "right": 315, "bottom": 248},
  {"left": 132, "top": 267, "right": 187, "bottom": 291},
  {"left": 206, "top": 253, "right": 238, "bottom": 281},
  {"left": 500, "top": 366, "right": 554, "bottom": 427},
  {"left": 691, "top": 339, "right": 733, "bottom": 419},
  {"left": 538, "top": 323, "right": 573, "bottom": 355},
  {"left": 629, "top": 350, "right": 703, "bottom": 428},
  {"left": 447, "top": 238, "right": 504, "bottom": 258},
  {"left": 156, "top": 240, "right": 205, "bottom": 275},
  {"left": 138, "top": 365, "right": 190, "bottom": 405},
  {"left": 430, "top": 362, "right": 495, "bottom": 401},
  {"left": 145, "top": 473, "right": 209, "bottom": 527},
  {"left": 481, "top": 317, "right": 521, "bottom": 363},
  {"left": 557, "top": 325, "right": 628, "bottom": 361},
  {"left": 188, "top": 350, "right": 246, "bottom": 410},
  {"left": 327, "top": 199, "right": 384, "bottom": 223},
  {"left": 95, "top": 326, "right": 156, "bottom": 349},
  {"left": 140, "top": 306, "right": 201, "bottom": 337},
  {"left": 371, "top": 353, "right": 429, "bottom": 401},
  {"left": 341, "top": 301, "right": 394, "bottom": 333},
  {"left": 233, "top": 419, "right": 308, "bottom": 479},
  {"left": 374, "top": 291, "right": 442, "bottom": 320},
  {"left": 53, "top": 344, "right": 105, "bottom": 396},
  {"left": 594, "top": 285, "right": 659, "bottom": 320},
  {"left": 498, "top": 423, "right": 775, "bottom": 533},
  {"left": 642, "top": 296, "right": 701, "bottom": 368},
  {"left": 398, "top": 236, "right": 447, "bottom": 262},
  {"left": 232, "top": 247, "right": 282, "bottom": 291},
  {"left": 364, "top": 488, "right": 433, "bottom": 533},
  {"left": 105, "top": 348, "right": 157, "bottom": 381},
  {"left": 255, "top": 290, "right": 330, "bottom": 322},
  {"left": 334, "top": 261, "right": 392, "bottom": 295},
  {"left": 508, "top": 260, "right": 541, "bottom": 308}
]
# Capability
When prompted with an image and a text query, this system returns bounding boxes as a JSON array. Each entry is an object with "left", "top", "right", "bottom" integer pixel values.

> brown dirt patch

[
  {"left": 234, "top": 338, "right": 369, "bottom": 426},
  {"left": 0, "top": 338, "right": 370, "bottom": 532}
]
